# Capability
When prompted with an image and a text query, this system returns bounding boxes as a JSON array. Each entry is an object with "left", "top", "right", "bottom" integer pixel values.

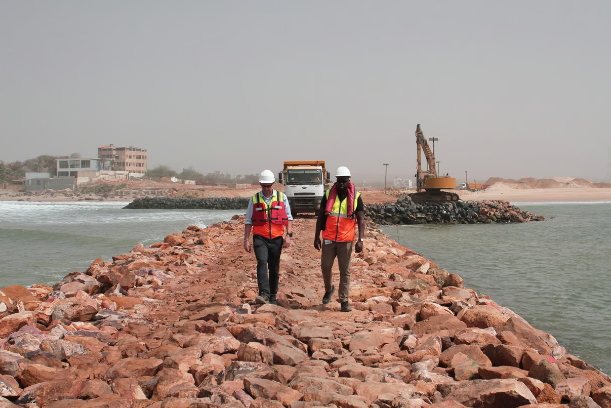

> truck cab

[{"left": 278, "top": 161, "right": 330, "bottom": 215}]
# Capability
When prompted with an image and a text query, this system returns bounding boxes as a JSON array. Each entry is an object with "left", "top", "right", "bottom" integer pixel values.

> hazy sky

[{"left": 2, "top": 1, "right": 610, "bottom": 183}]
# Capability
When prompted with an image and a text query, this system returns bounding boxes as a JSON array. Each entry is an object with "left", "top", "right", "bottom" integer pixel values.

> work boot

[
  {"left": 322, "top": 285, "right": 335, "bottom": 305},
  {"left": 341, "top": 301, "right": 352, "bottom": 312},
  {"left": 269, "top": 295, "right": 277, "bottom": 305},
  {"left": 255, "top": 294, "right": 269, "bottom": 305}
]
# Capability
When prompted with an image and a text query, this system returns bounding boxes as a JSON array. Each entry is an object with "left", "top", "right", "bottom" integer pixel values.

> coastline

[
  {"left": 0, "top": 216, "right": 609, "bottom": 405},
  {"left": 2, "top": 186, "right": 611, "bottom": 204}
]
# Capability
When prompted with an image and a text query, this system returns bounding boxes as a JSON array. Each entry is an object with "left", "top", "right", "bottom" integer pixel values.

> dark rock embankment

[
  {"left": 124, "top": 197, "right": 250, "bottom": 210},
  {"left": 367, "top": 196, "right": 545, "bottom": 225},
  {"left": 1, "top": 217, "right": 609, "bottom": 407}
]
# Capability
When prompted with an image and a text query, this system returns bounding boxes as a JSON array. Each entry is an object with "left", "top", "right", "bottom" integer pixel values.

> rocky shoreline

[
  {"left": 0, "top": 217, "right": 608, "bottom": 407},
  {"left": 366, "top": 196, "right": 545, "bottom": 225},
  {"left": 124, "top": 197, "right": 250, "bottom": 210}
]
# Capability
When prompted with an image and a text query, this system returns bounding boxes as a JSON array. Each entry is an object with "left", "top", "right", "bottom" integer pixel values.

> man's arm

[
  {"left": 314, "top": 195, "right": 327, "bottom": 250},
  {"left": 244, "top": 199, "right": 253, "bottom": 253},
  {"left": 355, "top": 196, "right": 365, "bottom": 253}
]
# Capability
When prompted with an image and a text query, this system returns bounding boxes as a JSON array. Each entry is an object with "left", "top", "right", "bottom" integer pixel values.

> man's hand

[
  {"left": 314, "top": 236, "right": 321, "bottom": 251},
  {"left": 355, "top": 240, "right": 363, "bottom": 253},
  {"left": 283, "top": 235, "right": 292, "bottom": 248},
  {"left": 244, "top": 240, "right": 251, "bottom": 253}
]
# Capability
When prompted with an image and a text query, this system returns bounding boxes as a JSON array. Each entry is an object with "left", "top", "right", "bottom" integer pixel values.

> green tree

[
  {"left": 178, "top": 166, "right": 204, "bottom": 181},
  {"left": 146, "top": 165, "right": 178, "bottom": 178}
]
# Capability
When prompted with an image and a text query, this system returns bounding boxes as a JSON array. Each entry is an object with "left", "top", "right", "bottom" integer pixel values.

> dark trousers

[{"left": 253, "top": 235, "right": 283, "bottom": 297}]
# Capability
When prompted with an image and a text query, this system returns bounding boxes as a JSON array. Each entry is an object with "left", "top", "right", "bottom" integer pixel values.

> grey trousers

[{"left": 321, "top": 240, "right": 353, "bottom": 302}]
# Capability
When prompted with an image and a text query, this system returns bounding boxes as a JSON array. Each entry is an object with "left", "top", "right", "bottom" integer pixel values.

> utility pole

[
  {"left": 465, "top": 171, "right": 468, "bottom": 185},
  {"left": 428, "top": 137, "right": 439, "bottom": 156},
  {"left": 383, "top": 163, "right": 389, "bottom": 192},
  {"left": 436, "top": 161, "right": 440, "bottom": 176}
]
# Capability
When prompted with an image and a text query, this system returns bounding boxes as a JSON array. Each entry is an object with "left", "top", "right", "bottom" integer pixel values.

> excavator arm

[{"left": 410, "top": 124, "right": 459, "bottom": 202}]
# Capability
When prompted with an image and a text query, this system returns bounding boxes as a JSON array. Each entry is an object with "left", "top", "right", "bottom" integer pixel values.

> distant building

[
  {"left": 25, "top": 172, "right": 75, "bottom": 191},
  {"left": 98, "top": 144, "right": 148, "bottom": 175},
  {"left": 56, "top": 158, "right": 111, "bottom": 178}
]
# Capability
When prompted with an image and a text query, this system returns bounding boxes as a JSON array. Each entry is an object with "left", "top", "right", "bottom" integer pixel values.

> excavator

[{"left": 409, "top": 124, "right": 460, "bottom": 203}]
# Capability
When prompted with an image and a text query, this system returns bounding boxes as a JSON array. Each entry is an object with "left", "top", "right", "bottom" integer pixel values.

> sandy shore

[{"left": 458, "top": 187, "right": 611, "bottom": 203}]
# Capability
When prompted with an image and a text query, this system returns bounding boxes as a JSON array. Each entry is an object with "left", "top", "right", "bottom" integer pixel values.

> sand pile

[{"left": 484, "top": 177, "right": 594, "bottom": 189}]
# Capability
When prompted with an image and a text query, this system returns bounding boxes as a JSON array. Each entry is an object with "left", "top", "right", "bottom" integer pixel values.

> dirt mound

[{"left": 485, "top": 177, "right": 594, "bottom": 189}]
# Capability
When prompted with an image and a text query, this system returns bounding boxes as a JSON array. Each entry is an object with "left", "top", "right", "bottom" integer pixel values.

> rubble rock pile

[
  {"left": 0, "top": 217, "right": 607, "bottom": 407},
  {"left": 366, "top": 196, "right": 545, "bottom": 225},
  {"left": 124, "top": 197, "right": 250, "bottom": 210}
]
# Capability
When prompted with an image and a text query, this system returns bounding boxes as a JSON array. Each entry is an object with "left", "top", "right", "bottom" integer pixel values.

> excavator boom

[{"left": 410, "top": 124, "right": 459, "bottom": 202}]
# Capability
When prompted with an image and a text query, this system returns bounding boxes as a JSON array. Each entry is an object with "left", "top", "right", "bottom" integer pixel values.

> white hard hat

[
  {"left": 335, "top": 166, "right": 351, "bottom": 177},
  {"left": 259, "top": 169, "right": 275, "bottom": 183}
]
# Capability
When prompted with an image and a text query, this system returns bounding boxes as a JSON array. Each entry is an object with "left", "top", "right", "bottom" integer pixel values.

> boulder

[{"left": 438, "top": 379, "right": 537, "bottom": 407}]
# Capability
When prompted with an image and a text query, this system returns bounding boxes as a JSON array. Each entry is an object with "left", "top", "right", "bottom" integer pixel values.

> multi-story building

[
  {"left": 56, "top": 158, "right": 112, "bottom": 178},
  {"left": 98, "top": 144, "right": 148, "bottom": 175}
]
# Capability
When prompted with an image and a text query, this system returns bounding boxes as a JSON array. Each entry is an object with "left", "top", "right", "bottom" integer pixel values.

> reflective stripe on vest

[
  {"left": 251, "top": 191, "right": 287, "bottom": 239},
  {"left": 321, "top": 190, "right": 360, "bottom": 242}
]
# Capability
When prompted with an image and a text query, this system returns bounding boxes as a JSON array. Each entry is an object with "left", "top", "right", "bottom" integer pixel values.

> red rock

[
  {"left": 16, "top": 379, "right": 86, "bottom": 406},
  {"left": 536, "top": 383, "right": 562, "bottom": 404},
  {"left": 237, "top": 342, "right": 273, "bottom": 364},
  {"left": 429, "top": 402, "right": 468, "bottom": 408},
  {"left": 289, "top": 375, "right": 353, "bottom": 398},
  {"left": 224, "top": 361, "right": 275, "bottom": 381},
  {"left": 0, "top": 375, "right": 20, "bottom": 398},
  {"left": 529, "top": 359, "right": 567, "bottom": 388},
  {"left": 349, "top": 328, "right": 402, "bottom": 352},
  {"left": 555, "top": 377, "right": 591, "bottom": 401},
  {"left": 453, "top": 328, "right": 501, "bottom": 347},
  {"left": 0, "top": 312, "right": 36, "bottom": 338},
  {"left": 354, "top": 382, "right": 416, "bottom": 405},
  {"left": 518, "top": 377, "right": 546, "bottom": 397},
  {"left": 105, "top": 357, "right": 163, "bottom": 380},
  {"left": 439, "top": 344, "right": 492, "bottom": 368},
  {"left": 496, "top": 317, "right": 552, "bottom": 355},
  {"left": 164, "top": 234, "right": 185, "bottom": 247},
  {"left": 271, "top": 343, "right": 308, "bottom": 366},
  {"left": 458, "top": 305, "right": 508, "bottom": 329},
  {"left": 78, "top": 379, "right": 113, "bottom": 399},
  {"left": 183, "top": 333, "right": 240, "bottom": 354},
  {"left": 412, "top": 314, "right": 467, "bottom": 337},
  {"left": 245, "top": 377, "right": 304, "bottom": 406},
  {"left": 419, "top": 302, "right": 453, "bottom": 320},
  {"left": 592, "top": 385, "right": 611, "bottom": 408},
  {"left": 522, "top": 350, "right": 555, "bottom": 371},
  {"left": 478, "top": 366, "right": 529, "bottom": 380},
  {"left": 17, "top": 363, "right": 77, "bottom": 388},
  {"left": 482, "top": 344, "right": 524, "bottom": 367},
  {"left": 51, "top": 296, "right": 99, "bottom": 322},
  {"left": 151, "top": 368, "right": 195, "bottom": 400},
  {"left": 438, "top": 379, "right": 537, "bottom": 407},
  {"left": 450, "top": 353, "right": 481, "bottom": 380}
]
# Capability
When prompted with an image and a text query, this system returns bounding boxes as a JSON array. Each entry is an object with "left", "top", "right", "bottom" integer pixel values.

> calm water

[
  {"left": 0, "top": 201, "right": 240, "bottom": 287},
  {"left": 1, "top": 201, "right": 610, "bottom": 374},
  {"left": 382, "top": 202, "right": 611, "bottom": 375}
]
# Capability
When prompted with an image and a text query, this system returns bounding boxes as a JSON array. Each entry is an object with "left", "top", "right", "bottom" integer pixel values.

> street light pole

[
  {"left": 465, "top": 170, "right": 468, "bottom": 185},
  {"left": 383, "top": 163, "right": 389, "bottom": 192},
  {"left": 428, "top": 137, "right": 439, "bottom": 156}
]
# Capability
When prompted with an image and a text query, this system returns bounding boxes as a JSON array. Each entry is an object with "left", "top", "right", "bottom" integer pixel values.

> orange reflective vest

[
  {"left": 251, "top": 191, "right": 288, "bottom": 239},
  {"left": 321, "top": 190, "right": 361, "bottom": 242}
]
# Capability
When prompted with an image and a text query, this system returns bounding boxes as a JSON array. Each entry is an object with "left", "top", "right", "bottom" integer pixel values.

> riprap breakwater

[
  {"left": 366, "top": 195, "right": 545, "bottom": 225},
  {"left": 124, "top": 197, "right": 250, "bottom": 210}
]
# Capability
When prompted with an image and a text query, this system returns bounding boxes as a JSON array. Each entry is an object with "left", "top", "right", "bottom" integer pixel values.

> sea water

[
  {"left": 382, "top": 202, "right": 611, "bottom": 375},
  {"left": 0, "top": 201, "right": 240, "bottom": 288},
  {"left": 1, "top": 200, "right": 609, "bottom": 374}
]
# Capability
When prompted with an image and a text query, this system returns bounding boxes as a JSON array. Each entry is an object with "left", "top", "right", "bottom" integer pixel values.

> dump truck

[{"left": 278, "top": 161, "right": 330, "bottom": 215}]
